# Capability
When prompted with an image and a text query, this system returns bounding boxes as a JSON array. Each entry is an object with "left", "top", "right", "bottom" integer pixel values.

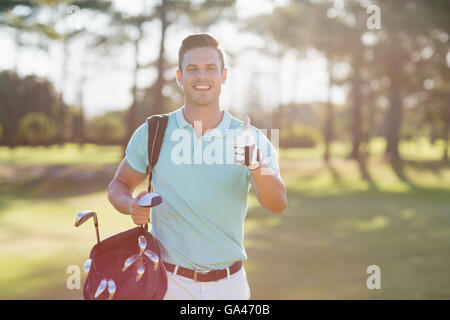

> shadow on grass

[
  {"left": 244, "top": 182, "right": 450, "bottom": 299},
  {"left": 0, "top": 252, "right": 84, "bottom": 300},
  {"left": 0, "top": 163, "right": 118, "bottom": 216},
  {"left": 325, "top": 162, "right": 344, "bottom": 189},
  {"left": 327, "top": 156, "right": 379, "bottom": 192},
  {"left": 2, "top": 159, "right": 450, "bottom": 299},
  {"left": 357, "top": 157, "right": 379, "bottom": 192},
  {"left": 389, "top": 159, "right": 421, "bottom": 190},
  {"left": 0, "top": 163, "right": 118, "bottom": 208}
]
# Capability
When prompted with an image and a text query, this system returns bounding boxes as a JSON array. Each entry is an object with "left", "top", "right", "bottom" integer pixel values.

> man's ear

[
  {"left": 176, "top": 69, "right": 183, "bottom": 87},
  {"left": 221, "top": 67, "right": 228, "bottom": 84}
]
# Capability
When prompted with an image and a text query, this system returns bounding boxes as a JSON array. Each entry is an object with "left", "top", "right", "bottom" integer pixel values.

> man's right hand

[{"left": 130, "top": 191, "right": 150, "bottom": 225}]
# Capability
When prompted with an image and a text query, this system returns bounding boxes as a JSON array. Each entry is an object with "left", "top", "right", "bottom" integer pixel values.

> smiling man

[{"left": 108, "top": 33, "right": 287, "bottom": 300}]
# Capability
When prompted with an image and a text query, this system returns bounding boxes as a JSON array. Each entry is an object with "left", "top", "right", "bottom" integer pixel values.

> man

[{"left": 108, "top": 33, "right": 287, "bottom": 300}]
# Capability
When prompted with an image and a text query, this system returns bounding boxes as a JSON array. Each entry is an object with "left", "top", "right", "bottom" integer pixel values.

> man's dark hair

[{"left": 178, "top": 33, "right": 225, "bottom": 72}]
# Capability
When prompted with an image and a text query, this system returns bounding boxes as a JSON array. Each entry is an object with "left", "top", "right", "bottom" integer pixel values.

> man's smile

[{"left": 193, "top": 83, "right": 213, "bottom": 91}]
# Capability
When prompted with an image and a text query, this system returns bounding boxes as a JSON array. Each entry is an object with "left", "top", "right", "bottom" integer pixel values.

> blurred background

[{"left": 0, "top": 0, "right": 449, "bottom": 299}]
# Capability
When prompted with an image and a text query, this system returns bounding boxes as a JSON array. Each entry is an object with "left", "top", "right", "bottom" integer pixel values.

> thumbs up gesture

[{"left": 234, "top": 116, "right": 263, "bottom": 171}]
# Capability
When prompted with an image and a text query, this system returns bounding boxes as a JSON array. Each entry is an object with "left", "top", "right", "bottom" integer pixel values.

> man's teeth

[{"left": 194, "top": 85, "right": 211, "bottom": 90}]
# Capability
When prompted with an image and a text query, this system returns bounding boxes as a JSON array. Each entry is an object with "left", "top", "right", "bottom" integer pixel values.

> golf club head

[
  {"left": 144, "top": 250, "right": 159, "bottom": 271},
  {"left": 137, "top": 192, "right": 163, "bottom": 208},
  {"left": 138, "top": 236, "right": 147, "bottom": 256},
  {"left": 122, "top": 254, "right": 138, "bottom": 272},
  {"left": 75, "top": 210, "right": 98, "bottom": 227},
  {"left": 136, "top": 261, "right": 145, "bottom": 282},
  {"left": 83, "top": 259, "right": 92, "bottom": 276},
  {"left": 107, "top": 279, "right": 116, "bottom": 300},
  {"left": 94, "top": 278, "right": 107, "bottom": 299}
]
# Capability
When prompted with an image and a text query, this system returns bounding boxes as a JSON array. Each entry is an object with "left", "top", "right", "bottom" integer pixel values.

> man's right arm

[{"left": 108, "top": 159, "right": 151, "bottom": 225}]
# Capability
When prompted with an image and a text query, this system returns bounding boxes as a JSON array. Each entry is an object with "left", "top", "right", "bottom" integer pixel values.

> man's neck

[{"left": 183, "top": 102, "right": 224, "bottom": 138}]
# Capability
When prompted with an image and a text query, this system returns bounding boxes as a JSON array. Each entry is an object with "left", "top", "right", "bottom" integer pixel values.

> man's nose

[{"left": 196, "top": 68, "right": 208, "bottom": 80}]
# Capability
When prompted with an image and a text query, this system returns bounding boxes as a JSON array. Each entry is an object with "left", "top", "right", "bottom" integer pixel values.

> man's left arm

[
  {"left": 249, "top": 162, "right": 287, "bottom": 214},
  {"left": 234, "top": 125, "right": 287, "bottom": 214}
]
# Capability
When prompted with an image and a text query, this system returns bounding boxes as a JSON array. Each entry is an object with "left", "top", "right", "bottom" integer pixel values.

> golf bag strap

[
  {"left": 146, "top": 114, "right": 169, "bottom": 192},
  {"left": 143, "top": 114, "right": 168, "bottom": 230}
]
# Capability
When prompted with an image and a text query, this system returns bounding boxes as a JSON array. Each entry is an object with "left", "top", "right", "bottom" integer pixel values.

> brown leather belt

[{"left": 163, "top": 261, "right": 242, "bottom": 282}]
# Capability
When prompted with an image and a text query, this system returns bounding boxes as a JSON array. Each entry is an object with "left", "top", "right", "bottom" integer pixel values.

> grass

[
  {"left": 244, "top": 157, "right": 450, "bottom": 299},
  {"left": 0, "top": 143, "right": 122, "bottom": 165},
  {"left": 0, "top": 140, "right": 450, "bottom": 299}
]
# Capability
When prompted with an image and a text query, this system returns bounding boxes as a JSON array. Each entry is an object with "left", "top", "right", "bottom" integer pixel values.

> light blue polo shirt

[{"left": 125, "top": 106, "right": 279, "bottom": 270}]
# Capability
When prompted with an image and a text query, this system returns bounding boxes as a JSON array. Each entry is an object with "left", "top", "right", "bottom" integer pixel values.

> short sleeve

[{"left": 125, "top": 122, "right": 148, "bottom": 174}]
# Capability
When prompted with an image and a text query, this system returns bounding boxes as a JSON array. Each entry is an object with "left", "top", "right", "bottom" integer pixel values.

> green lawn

[
  {"left": 0, "top": 143, "right": 121, "bottom": 165},
  {"left": 0, "top": 141, "right": 450, "bottom": 299}
]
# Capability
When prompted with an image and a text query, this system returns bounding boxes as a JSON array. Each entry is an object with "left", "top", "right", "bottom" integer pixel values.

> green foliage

[
  {"left": 86, "top": 111, "right": 126, "bottom": 145},
  {"left": 18, "top": 113, "right": 56, "bottom": 146},
  {"left": 280, "top": 124, "right": 323, "bottom": 148},
  {"left": 0, "top": 70, "right": 60, "bottom": 147}
]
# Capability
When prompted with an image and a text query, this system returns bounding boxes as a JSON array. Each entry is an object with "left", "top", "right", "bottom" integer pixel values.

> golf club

[
  {"left": 122, "top": 254, "right": 138, "bottom": 272},
  {"left": 144, "top": 250, "right": 159, "bottom": 271},
  {"left": 138, "top": 236, "right": 147, "bottom": 256},
  {"left": 243, "top": 116, "right": 251, "bottom": 166},
  {"left": 94, "top": 278, "right": 107, "bottom": 298},
  {"left": 136, "top": 261, "right": 145, "bottom": 282},
  {"left": 83, "top": 259, "right": 92, "bottom": 277},
  {"left": 75, "top": 210, "right": 100, "bottom": 244},
  {"left": 137, "top": 192, "right": 163, "bottom": 207},
  {"left": 107, "top": 279, "right": 116, "bottom": 300}
]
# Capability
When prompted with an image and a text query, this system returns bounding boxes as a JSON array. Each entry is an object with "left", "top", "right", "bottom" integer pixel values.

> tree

[
  {"left": 0, "top": 71, "right": 61, "bottom": 147},
  {"left": 86, "top": 111, "right": 127, "bottom": 145},
  {"left": 371, "top": 0, "right": 450, "bottom": 161},
  {"left": 0, "top": 1, "right": 113, "bottom": 146},
  {"left": 108, "top": 0, "right": 237, "bottom": 152},
  {"left": 245, "top": 0, "right": 344, "bottom": 161},
  {"left": 18, "top": 112, "right": 57, "bottom": 146}
]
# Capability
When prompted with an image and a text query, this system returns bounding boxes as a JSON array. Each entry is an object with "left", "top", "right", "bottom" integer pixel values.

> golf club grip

[{"left": 245, "top": 146, "right": 249, "bottom": 166}]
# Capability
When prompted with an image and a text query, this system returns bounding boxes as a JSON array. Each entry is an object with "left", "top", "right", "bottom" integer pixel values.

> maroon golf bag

[{"left": 82, "top": 114, "right": 169, "bottom": 300}]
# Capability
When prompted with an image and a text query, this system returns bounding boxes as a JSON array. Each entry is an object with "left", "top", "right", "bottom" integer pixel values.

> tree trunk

[
  {"left": 349, "top": 57, "right": 362, "bottom": 159},
  {"left": 13, "top": 29, "right": 19, "bottom": 72},
  {"left": 367, "top": 91, "right": 375, "bottom": 139},
  {"left": 384, "top": 66, "right": 402, "bottom": 162},
  {"left": 275, "top": 49, "right": 283, "bottom": 129},
  {"left": 151, "top": 0, "right": 168, "bottom": 116},
  {"left": 323, "top": 40, "right": 334, "bottom": 162},
  {"left": 57, "top": 39, "right": 69, "bottom": 146},
  {"left": 443, "top": 94, "right": 450, "bottom": 162},
  {"left": 77, "top": 67, "right": 86, "bottom": 148},
  {"left": 124, "top": 26, "right": 143, "bottom": 153}
]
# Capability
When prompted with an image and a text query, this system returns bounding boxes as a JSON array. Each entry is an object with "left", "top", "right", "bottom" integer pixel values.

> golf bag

[{"left": 83, "top": 114, "right": 169, "bottom": 300}]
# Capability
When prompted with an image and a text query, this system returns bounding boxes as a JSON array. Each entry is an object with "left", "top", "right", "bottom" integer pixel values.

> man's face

[{"left": 177, "top": 47, "right": 227, "bottom": 107}]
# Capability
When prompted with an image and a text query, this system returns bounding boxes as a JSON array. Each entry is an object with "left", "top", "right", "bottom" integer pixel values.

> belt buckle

[{"left": 193, "top": 270, "right": 209, "bottom": 282}]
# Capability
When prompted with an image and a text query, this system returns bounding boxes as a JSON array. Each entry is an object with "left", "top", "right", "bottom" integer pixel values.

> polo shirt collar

[{"left": 175, "top": 106, "right": 232, "bottom": 138}]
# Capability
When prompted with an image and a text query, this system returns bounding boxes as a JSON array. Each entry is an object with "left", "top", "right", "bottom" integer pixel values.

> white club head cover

[{"left": 137, "top": 192, "right": 163, "bottom": 207}]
